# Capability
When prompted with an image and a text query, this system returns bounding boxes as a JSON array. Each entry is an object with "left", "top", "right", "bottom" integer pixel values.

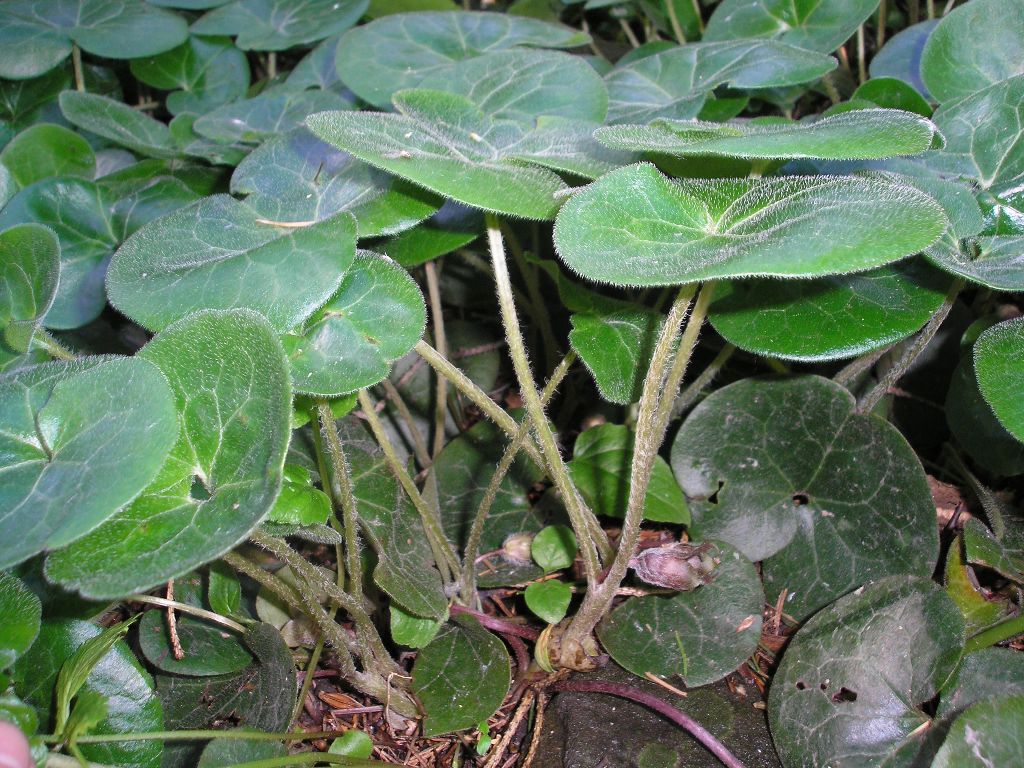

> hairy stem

[
  {"left": 72, "top": 44, "right": 85, "bottom": 92},
  {"left": 672, "top": 343, "right": 735, "bottom": 419},
  {"left": 833, "top": 345, "right": 893, "bottom": 388},
  {"left": 424, "top": 260, "right": 449, "bottom": 460},
  {"left": 379, "top": 378, "right": 432, "bottom": 469},
  {"left": 665, "top": 0, "right": 687, "bottom": 43},
  {"left": 317, "top": 402, "right": 363, "bottom": 599}
]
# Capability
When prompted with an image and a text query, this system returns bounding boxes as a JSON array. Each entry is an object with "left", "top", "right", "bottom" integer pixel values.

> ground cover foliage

[{"left": 0, "top": 0, "right": 1023, "bottom": 766}]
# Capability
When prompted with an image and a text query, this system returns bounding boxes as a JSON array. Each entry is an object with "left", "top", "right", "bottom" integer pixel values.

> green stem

[
  {"left": 690, "top": 0, "right": 704, "bottom": 32},
  {"left": 379, "top": 378, "right": 432, "bottom": 470},
  {"left": 502, "top": 221, "right": 559, "bottom": 374},
  {"left": 964, "top": 614, "right": 1024, "bottom": 654},
  {"left": 857, "top": 279, "right": 963, "bottom": 414},
  {"left": 876, "top": 0, "right": 888, "bottom": 49},
  {"left": 126, "top": 594, "right": 246, "bottom": 633},
  {"left": 665, "top": 0, "right": 687, "bottom": 44},
  {"left": 72, "top": 44, "right": 85, "bottom": 92},
  {"left": 316, "top": 402, "right": 363, "bottom": 599},
  {"left": 461, "top": 351, "right": 576, "bottom": 604},
  {"left": 833, "top": 345, "right": 893, "bottom": 389},
  {"left": 33, "top": 329, "right": 76, "bottom": 360},
  {"left": 290, "top": 621, "right": 329, "bottom": 728},
  {"left": 485, "top": 212, "right": 607, "bottom": 584},
  {"left": 267, "top": 51, "right": 277, "bottom": 80},
  {"left": 618, "top": 18, "right": 641, "bottom": 48},
  {"left": 215, "top": 756, "right": 379, "bottom": 768},
  {"left": 424, "top": 260, "right": 449, "bottom": 460},
  {"left": 672, "top": 343, "right": 735, "bottom": 419},
  {"left": 356, "top": 389, "right": 461, "bottom": 581},
  {"left": 45, "top": 729, "right": 369, "bottom": 745},
  {"left": 856, "top": 24, "right": 867, "bottom": 84}
]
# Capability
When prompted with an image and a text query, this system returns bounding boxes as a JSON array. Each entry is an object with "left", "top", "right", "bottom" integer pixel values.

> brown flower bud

[
  {"left": 629, "top": 541, "right": 720, "bottom": 591},
  {"left": 502, "top": 532, "right": 535, "bottom": 564}
]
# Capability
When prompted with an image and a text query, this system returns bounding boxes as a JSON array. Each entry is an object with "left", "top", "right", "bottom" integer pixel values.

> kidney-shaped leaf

[
  {"left": 768, "top": 577, "right": 964, "bottom": 768},
  {"left": 412, "top": 616, "right": 510, "bottom": 736},
  {"left": 704, "top": 0, "right": 879, "bottom": 53},
  {"left": 0, "top": 357, "right": 178, "bottom": 570},
  {"left": 191, "top": 0, "right": 367, "bottom": 50},
  {"left": 336, "top": 11, "right": 589, "bottom": 108},
  {"left": 974, "top": 316, "right": 1024, "bottom": 443},
  {"left": 599, "top": 541, "right": 762, "bottom": 687},
  {"left": 554, "top": 164, "right": 947, "bottom": 288},
  {"left": 596, "top": 109, "right": 939, "bottom": 160},
  {"left": 671, "top": 375, "right": 939, "bottom": 620},
  {"left": 45, "top": 310, "right": 291, "bottom": 598},
  {"left": 0, "top": 224, "right": 60, "bottom": 352},
  {"left": 107, "top": 195, "right": 355, "bottom": 333}
]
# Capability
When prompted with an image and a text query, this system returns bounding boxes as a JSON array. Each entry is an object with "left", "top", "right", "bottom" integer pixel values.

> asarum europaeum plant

[{"left": 1, "top": 0, "right": 1023, "bottom": 766}]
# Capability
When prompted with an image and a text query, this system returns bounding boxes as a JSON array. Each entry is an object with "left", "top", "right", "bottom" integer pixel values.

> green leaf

[
  {"left": 266, "top": 464, "right": 332, "bottom": 525},
  {"left": 932, "top": 75, "right": 1024, "bottom": 191},
  {"left": 0, "top": 124, "right": 95, "bottom": 187},
  {"left": 231, "top": 128, "right": 439, "bottom": 238},
  {"left": 107, "top": 195, "right": 356, "bottom": 333},
  {"left": 390, "top": 604, "right": 444, "bottom": 648},
  {"left": 336, "top": 10, "right": 589, "bottom": 109},
  {"left": 106, "top": 176, "right": 203, "bottom": 243},
  {"left": 432, "top": 418, "right": 544, "bottom": 554},
  {"left": 937, "top": 648, "right": 1024, "bottom": 719},
  {"left": 932, "top": 695, "right": 1024, "bottom": 768},
  {"left": 925, "top": 235, "right": 1024, "bottom": 291},
  {"left": 283, "top": 251, "right": 426, "bottom": 396},
  {"left": 307, "top": 90, "right": 569, "bottom": 220},
  {"left": 60, "top": 91, "right": 181, "bottom": 160},
  {"left": 921, "top": 0, "right": 1024, "bottom": 105},
  {"left": 598, "top": 541, "right": 763, "bottom": 687},
  {"left": 553, "top": 164, "right": 947, "bottom": 288},
  {"left": 379, "top": 201, "right": 481, "bottom": 268},
  {"left": 768, "top": 577, "right": 964, "bottom": 768},
  {"left": 0, "top": 177, "right": 117, "bottom": 329},
  {"left": 851, "top": 77, "right": 932, "bottom": 117},
  {"left": 962, "top": 517, "right": 1024, "bottom": 584},
  {"left": 0, "top": 66, "right": 71, "bottom": 127},
  {"left": 568, "top": 423, "right": 689, "bottom": 524},
  {"left": 704, "top": 0, "right": 878, "bottom": 52},
  {"left": 869, "top": 20, "right": 937, "bottom": 98},
  {"left": 974, "top": 316, "right": 1024, "bottom": 443},
  {"left": 55, "top": 618, "right": 136, "bottom": 735},
  {"left": 532, "top": 524, "right": 577, "bottom": 573},
  {"left": 412, "top": 616, "right": 510, "bottom": 737},
  {"left": 604, "top": 40, "right": 837, "bottom": 124},
  {"left": 197, "top": 738, "right": 287, "bottom": 767},
  {"left": 13, "top": 619, "right": 164, "bottom": 768},
  {"left": 207, "top": 561, "right": 242, "bottom": 618},
  {"left": 285, "top": 34, "right": 344, "bottom": 90},
  {"left": 596, "top": 109, "right": 938, "bottom": 160},
  {"left": 191, "top": 0, "right": 368, "bottom": 50},
  {"left": 944, "top": 536, "right": 1006, "bottom": 635},
  {"left": 137, "top": 606, "right": 252, "bottom": 677},
  {"left": 0, "top": 571, "right": 41, "bottom": 670},
  {"left": 709, "top": 261, "right": 953, "bottom": 362},
  {"left": 329, "top": 730, "right": 374, "bottom": 759},
  {"left": 671, "top": 376, "right": 939, "bottom": 620},
  {"left": 0, "top": 356, "right": 178, "bottom": 570},
  {"left": 0, "top": 0, "right": 188, "bottom": 80},
  {"left": 130, "top": 35, "right": 250, "bottom": 116},
  {"left": 45, "top": 310, "right": 292, "bottom": 598},
  {"left": 0, "top": 223, "right": 60, "bottom": 353},
  {"left": 524, "top": 579, "right": 572, "bottom": 625},
  {"left": 192, "top": 86, "right": 355, "bottom": 145}
]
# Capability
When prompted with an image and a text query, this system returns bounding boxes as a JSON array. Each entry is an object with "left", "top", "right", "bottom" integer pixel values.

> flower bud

[
  {"left": 502, "top": 532, "right": 535, "bottom": 564},
  {"left": 629, "top": 541, "right": 720, "bottom": 591}
]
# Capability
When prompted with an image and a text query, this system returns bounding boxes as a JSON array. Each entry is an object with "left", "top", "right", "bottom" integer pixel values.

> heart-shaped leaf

[
  {"left": 925, "top": 235, "right": 1024, "bottom": 291},
  {"left": 768, "top": 576, "right": 964, "bottom": 768},
  {"left": 598, "top": 541, "right": 762, "bottom": 687},
  {"left": 230, "top": 127, "right": 439, "bottom": 237},
  {"left": 921, "top": 0, "right": 1024, "bottom": 105},
  {"left": 0, "top": 66, "right": 71, "bottom": 127},
  {"left": 596, "top": 109, "right": 939, "bottom": 160},
  {"left": 0, "top": 0, "right": 188, "bottom": 80},
  {"left": 869, "top": 20, "right": 938, "bottom": 99},
  {"left": 192, "top": 86, "right": 355, "bottom": 145},
  {"left": 107, "top": 195, "right": 356, "bottom": 333},
  {"left": 554, "top": 163, "right": 947, "bottom": 288},
  {"left": 0, "top": 224, "right": 60, "bottom": 353},
  {"left": 130, "top": 35, "right": 250, "bottom": 116},
  {"left": 191, "top": 0, "right": 368, "bottom": 50},
  {"left": 285, "top": 34, "right": 344, "bottom": 91},
  {"left": 704, "top": 0, "right": 879, "bottom": 52},
  {"left": 283, "top": 251, "right": 425, "bottom": 396},
  {"left": 412, "top": 616, "right": 510, "bottom": 736},
  {"left": 568, "top": 423, "right": 689, "bottom": 524},
  {"left": 671, "top": 375, "right": 939, "bottom": 619},
  {"left": 974, "top": 316, "right": 1024, "bottom": 443},
  {"left": 266, "top": 465, "right": 331, "bottom": 526},
  {"left": 937, "top": 648, "right": 1024, "bottom": 720},
  {"left": 604, "top": 41, "right": 836, "bottom": 124},
  {"left": 0, "top": 572, "right": 41, "bottom": 670},
  {"left": 532, "top": 524, "right": 577, "bottom": 573},
  {"left": 851, "top": 77, "right": 932, "bottom": 117},
  {"left": 45, "top": 310, "right": 292, "bottom": 598},
  {"left": 709, "top": 261, "right": 953, "bottom": 362},
  {"left": 525, "top": 579, "right": 572, "bottom": 625},
  {"left": 0, "top": 356, "right": 178, "bottom": 570},
  {"left": 933, "top": 694, "right": 1024, "bottom": 767},
  {"left": 336, "top": 10, "right": 589, "bottom": 108},
  {"left": 391, "top": 604, "right": 444, "bottom": 649},
  {"left": 0, "top": 124, "right": 95, "bottom": 187}
]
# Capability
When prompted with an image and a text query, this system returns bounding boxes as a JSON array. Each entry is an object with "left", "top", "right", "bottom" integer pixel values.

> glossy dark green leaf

[
  {"left": 197, "top": 738, "right": 287, "bottom": 767},
  {"left": 130, "top": 35, "right": 250, "bottom": 116},
  {"left": 0, "top": 67, "right": 71, "bottom": 127},
  {"left": 266, "top": 464, "right": 331, "bottom": 525},
  {"left": 336, "top": 10, "right": 589, "bottom": 108},
  {"left": 0, "top": 0, "right": 188, "bottom": 80},
  {"left": 191, "top": 0, "right": 368, "bottom": 50},
  {"left": 599, "top": 541, "right": 762, "bottom": 687},
  {"left": 933, "top": 695, "right": 1024, "bottom": 767},
  {"left": 138, "top": 610, "right": 252, "bottom": 677},
  {"left": 524, "top": 579, "right": 572, "bottom": 625},
  {"left": 13, "top": 619, "right": 164, "bottom": 768},
  {"left": 709, "top": 261, "right": 952, "bottom": 362},
  {"left": 207, "top": 561, "right": 242, "bottom": 618},
  {"left": 0, "top": 224, "right": 60, "bottom": 353},
  {"left": 554, "top": 163, "right": 947, "bottom": 288},
  {"left": 412, "top": 616, "right": 510, "bottom": 736},
  {"left": 869, "top": 20, "right": 937, "bottom": 98},
  {"left": 597, "top": 109, "right": 937, "bottom": 160},
  {"left": 769, "top": 577, "right": 964, "bottom": 768},
  {"left": 390, "top": 604, "right": 444, "bottom": 648},
  {"left": 974, "top": 316, "right": 1024, "bottom": 443},
  {"left": 231, "top": 128, "right": 439, "bottom": 238},
  {"left": 0, "top": 124, "right": 94, "bottom": 187},
  {"left": 851, "top": 77, "right": 932, "bottom": 117},
  {"left": 672, "top": 376, "right": 939, "bottom": 619},
  {"left": 107, "top": 195, "right": 355, "bottom": 333},
  {"left": 532, "top": 524, "right": 576, "bottom": 573},
  {"left": 946, "top": 354, "right": 1024, "bottom": 477},
  {"left": 921, "top": 0, "right": 1024, "bottom": 105},
  {"left": 193, "top": 86, "right": 355, "bottom": 145},
  {"left": 0, "top": 177, "right": 117, "bottom": 329},
  {"left": 704, "top": 0, "right": 878, "bottom": 52},
  {"left": 962, "top": 517, "right": 1024, "bottom": 584},
  {"left": 604, "top": 40, "right": 836, "bottom": 124},
  {"left": 0, "top": 357, "right": 178, "bottom": 570},
  {"left": 568, "top": 423, "right": 689, "bottom": 524},
  {"left": 45, "top": 310, "right": 292, "bottom": 597},
  {"left": 937, "top": 648, "right": 1024, "bottom": 719},
  {"left": 328, "top": 730, "right": 373, "bottom": 759},
  {"left": 59, "top": 91, "right": 181, "bottom": 160},
  {"left": 0, "top": 572, "right": 40, "bottom": 670}
]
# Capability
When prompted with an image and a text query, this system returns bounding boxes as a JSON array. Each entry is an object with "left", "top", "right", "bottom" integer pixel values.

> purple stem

[
  {"left": 552, "top": 680, "right": 748, "bottom": 768},
  {"left": 450, "top": 604, "right": 540, "bottom": 641}
]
